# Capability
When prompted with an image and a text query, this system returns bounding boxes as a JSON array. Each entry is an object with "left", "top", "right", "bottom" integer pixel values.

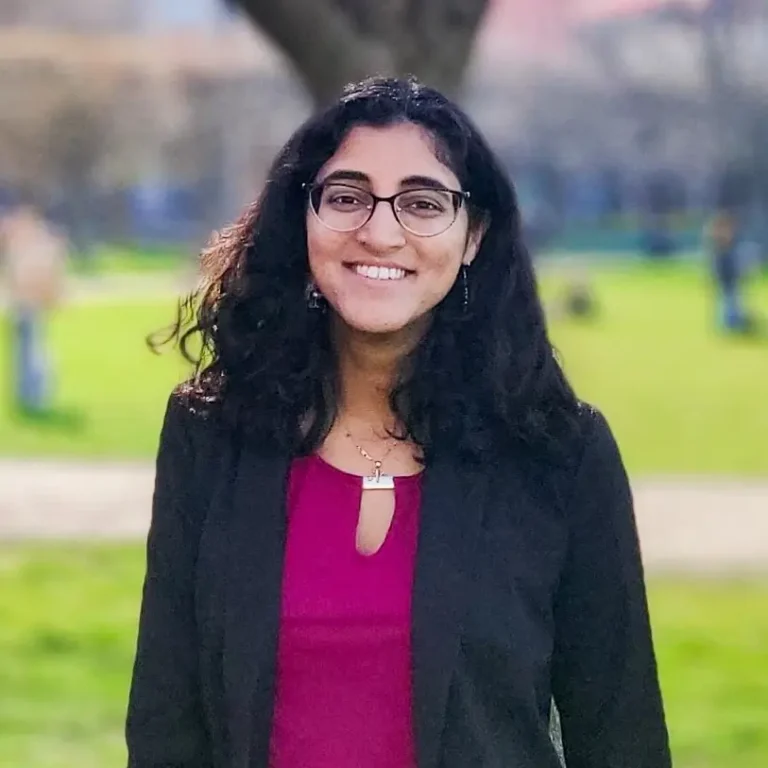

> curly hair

[{"left": 154, "top": 76, "right": 580, "bottom": 465}]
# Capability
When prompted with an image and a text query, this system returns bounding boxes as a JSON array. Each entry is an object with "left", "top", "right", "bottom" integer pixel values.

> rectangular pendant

[{"left": 363, "top": 473, "right": 395, "bottom": 490}]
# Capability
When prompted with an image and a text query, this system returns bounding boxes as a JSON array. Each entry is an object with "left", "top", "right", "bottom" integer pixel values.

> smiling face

[{"left": 306, "top": 122, "right": 483, "bottom": 339}]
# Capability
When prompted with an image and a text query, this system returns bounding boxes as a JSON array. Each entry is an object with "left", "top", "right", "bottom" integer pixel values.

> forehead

[{"left": 318, "top": 122, "right": 459, "bottom": 190}]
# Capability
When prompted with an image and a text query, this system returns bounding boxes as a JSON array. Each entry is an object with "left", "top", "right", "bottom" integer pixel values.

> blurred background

[{"left": 0, "top": 1, "right": 766, "bottom": 766}]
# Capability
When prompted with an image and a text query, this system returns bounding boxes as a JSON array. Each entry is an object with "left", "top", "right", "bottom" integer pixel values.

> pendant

[
  {"left": 363, "top": 473, "right": 395, "bottom": 490},
  {"left": 362, "top": 461, "right": 395, "bottom": 491}
]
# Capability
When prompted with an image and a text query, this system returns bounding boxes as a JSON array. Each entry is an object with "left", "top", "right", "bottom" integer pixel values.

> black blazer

[{"left": 126, "top": 394, "right": 671, "bottom": 768}]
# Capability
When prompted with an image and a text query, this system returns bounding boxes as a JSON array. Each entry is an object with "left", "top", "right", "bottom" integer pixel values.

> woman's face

[{"left": 306, "top": 122, "right": 483, "bottom": 337}]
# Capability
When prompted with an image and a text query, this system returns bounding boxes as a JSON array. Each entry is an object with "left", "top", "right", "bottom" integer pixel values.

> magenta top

[{"left": 268, "top": 454, "right": 422, "bottom": 768}]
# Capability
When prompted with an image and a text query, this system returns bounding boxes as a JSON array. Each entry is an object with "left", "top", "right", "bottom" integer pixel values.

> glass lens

[
  {"left": 312, "top": 183, "right": 373, "bottom": 231},
  {"left": 395, "top": 189, "right": 459, "bottom": 236}
]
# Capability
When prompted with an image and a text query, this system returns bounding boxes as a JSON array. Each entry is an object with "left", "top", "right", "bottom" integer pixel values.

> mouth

[{"left": 344, "top": 262, "right": 415, "bottom": 282}]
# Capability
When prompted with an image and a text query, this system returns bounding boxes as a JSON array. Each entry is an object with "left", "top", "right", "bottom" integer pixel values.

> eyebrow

[
  {"left": 318, "top": 169, "right": 455, "bottom": 191},
  {"left": 400, "top": 174, "right": 453, "bottom": 190},
  {"left": 319, "top": 170, "right": 369, "bottom": 185}
]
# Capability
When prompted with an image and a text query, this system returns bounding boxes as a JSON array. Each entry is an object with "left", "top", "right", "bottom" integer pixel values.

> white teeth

[{"left": 354, "top": 265, "right": 407, "bottom": 281}]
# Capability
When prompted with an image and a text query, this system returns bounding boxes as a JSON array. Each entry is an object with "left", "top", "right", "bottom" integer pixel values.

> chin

[
  {"left": 334, "top": 306, "right": 425, "bottom": 338},
  {"left": 343, "top": 315, "right": 411, "bottom": 336}
]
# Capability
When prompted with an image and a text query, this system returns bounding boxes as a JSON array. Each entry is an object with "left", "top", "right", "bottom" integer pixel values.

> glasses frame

[{"left": 303, "top": 181, "right": 471, "bottom": 238}]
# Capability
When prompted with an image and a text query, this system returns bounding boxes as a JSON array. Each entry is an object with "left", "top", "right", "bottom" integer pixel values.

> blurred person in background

[
  {"left": 706, "top": 209, "right": 753, "bottom": 334},
  {"left": 127, "top": 77, "right": 670, "bottom": 768},
  {"left": 0, "top": 203, "right": 68, "bottom": 414}
]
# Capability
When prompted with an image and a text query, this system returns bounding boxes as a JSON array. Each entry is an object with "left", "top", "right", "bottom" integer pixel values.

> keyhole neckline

[{"left": 310, "top": 452, "right": 423, "bottom": 486}]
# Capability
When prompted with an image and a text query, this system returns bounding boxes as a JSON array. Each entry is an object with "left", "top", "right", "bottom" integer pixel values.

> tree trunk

[{"left": 230, "top": 0, "right": 489, "bottom": 106}]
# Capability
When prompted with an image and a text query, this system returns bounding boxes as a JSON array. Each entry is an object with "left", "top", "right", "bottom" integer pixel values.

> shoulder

[
  {"left": 565, "top": 402, "right": 632, "bottom": 519},
  {"left": 572, "top": 402, "right": 619, "bottom": 460},
  {"left": 155, "top": 385, "right": 235, "bottom": 528},
  {"left": 523, "top": 403, "right": 626, "bottom": 516},
  {"left": 529, "top": 401, "right": 617, "bottom": 476},
  {"left": 160, "top": 383, "right": 230, "bottom": 461},
  {"left": 497, "top": 403, "right": 619, "bottom": 516}
]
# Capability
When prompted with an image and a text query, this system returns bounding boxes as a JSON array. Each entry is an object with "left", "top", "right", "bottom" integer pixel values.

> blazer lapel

[
  {"left": 222, "top": 445, "right": 289, "bottom": 768},
  {"left": 219, "top": 447, "right": 489, "bottom": 768},
  {"left": 412, "top": 458, "right": 489, "bottom": 768}
]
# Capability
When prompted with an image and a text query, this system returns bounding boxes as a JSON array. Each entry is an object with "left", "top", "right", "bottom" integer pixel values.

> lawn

[
  {"left": 0, "top": 299, "right": 188, "bottom": 457},
  {"left": 1, "top": 261, "right": 766, "bottom": 474},
  {"left": 69, "top": 245, "right": 192, "bottom": 275},
  {"left": 543, "top": 261, "right": 768, "bottom": 474},
  {"left": 0, "top": 543, "right": 765, "bottom": 768}
]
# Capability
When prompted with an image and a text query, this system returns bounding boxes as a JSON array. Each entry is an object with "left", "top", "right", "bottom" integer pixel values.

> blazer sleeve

[
  {"left": 126, "top": 393, "right": 212, "bottom": 768},
  {"left": 551, "top": 409, "right": 672, "bottom": 768}
]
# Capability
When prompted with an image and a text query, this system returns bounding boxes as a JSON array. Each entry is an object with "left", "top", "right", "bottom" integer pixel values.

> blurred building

[
  {"left": 0, "top": 0, "right": 765, "bottom": 252},
  {"left": 475, "top": 0, "right": 767, "bottom": 251},
  {"left": 0, "top": 0, "right": 236, "bottom": 30}
]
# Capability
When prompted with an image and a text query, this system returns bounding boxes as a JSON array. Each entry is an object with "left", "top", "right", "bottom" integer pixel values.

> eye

[
  {"left": 329, "top": 193, "right": 361, "bottom": 206},
  {"left": 322, "top": 185, "right": 370, "bottom": 210},
  {"left": 410, "top": 199, "right": 443, "bottom": 211},
  {"left": 397, "top": 190, "right": 452, "bottom": 217}
]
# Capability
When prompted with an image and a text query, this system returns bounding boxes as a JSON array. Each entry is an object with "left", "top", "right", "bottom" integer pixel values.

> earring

[
  {"left": 305, "top": 280, "right": 323, "bottom": 310},
  {"left": 461, "top": 264, "right": 469, "bottom": 313}
]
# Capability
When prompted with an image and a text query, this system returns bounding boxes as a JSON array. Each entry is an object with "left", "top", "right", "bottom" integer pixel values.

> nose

[{"left": 356, "top": 200, "right": 406, "bottom": 253}]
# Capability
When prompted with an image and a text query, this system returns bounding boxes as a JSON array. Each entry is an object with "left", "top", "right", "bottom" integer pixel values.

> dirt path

[{"left": 1, "top": 459, "right": 766, "bottom": 574}]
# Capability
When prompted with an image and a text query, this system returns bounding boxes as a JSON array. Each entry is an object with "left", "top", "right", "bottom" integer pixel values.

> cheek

[
  {"left": 306, "top": 217, "right": 340, "bottom": 272},
  {"left": 418, "top": 232, "right": 467, "bottom": 276},
  {"left": 306, "top": 213, "right": 322, "bottom": 256}
]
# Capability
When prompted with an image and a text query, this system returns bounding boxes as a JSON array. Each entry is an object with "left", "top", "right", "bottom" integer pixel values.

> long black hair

[{"left": 155, "top": 76, "right": 580, "bottom": 464}]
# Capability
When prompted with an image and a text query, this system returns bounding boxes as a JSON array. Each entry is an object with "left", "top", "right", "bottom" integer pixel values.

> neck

[{"left": 333, "top": 318, "right": 424, "bottom": 431}]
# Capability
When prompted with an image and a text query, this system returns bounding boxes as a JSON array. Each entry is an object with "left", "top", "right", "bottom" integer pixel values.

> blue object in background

[
  {"left": 128, "top": 182, "right": 201, "bottom": 242},
  {"left": 11, "top": 308, "right": 51, "bottom": 413}
]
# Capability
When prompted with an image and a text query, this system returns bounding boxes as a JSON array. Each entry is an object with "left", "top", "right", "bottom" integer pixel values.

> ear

[{"left": 462, "top": 217, "right": 489, "bottom": 267}]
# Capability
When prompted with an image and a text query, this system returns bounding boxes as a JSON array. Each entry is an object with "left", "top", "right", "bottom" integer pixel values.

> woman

[{"left": 127, "top": 77, "right": 670, "bottom": 768}]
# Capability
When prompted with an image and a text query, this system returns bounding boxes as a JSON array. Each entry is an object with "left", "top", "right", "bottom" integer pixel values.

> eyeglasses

[{"left": 304, "top": 181, "right": 470, "bottom": 238}]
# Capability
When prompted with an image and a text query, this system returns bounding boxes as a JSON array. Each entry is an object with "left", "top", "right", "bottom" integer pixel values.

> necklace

[{"left": 345, "top": 429, "right": 397, "bottom": 490}]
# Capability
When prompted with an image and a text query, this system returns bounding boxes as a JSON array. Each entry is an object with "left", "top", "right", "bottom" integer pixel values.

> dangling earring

[
  {"left": 305, "top": 280, "right": 323, "bottom": 310},
  {"left": 461, "top": 264, "right": 469, "bottom": 314}
]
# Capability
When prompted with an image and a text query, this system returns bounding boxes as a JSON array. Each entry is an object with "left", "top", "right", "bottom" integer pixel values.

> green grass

[
  {"left": 543, "top": 262, "right": 768, "bottom": 474},
  {"left": 652, "top": 580, "right": 768, "bottom": 767},
  {"left": 0, "top": 544, "right": 766, "bottom": 767},
  {"left": 0, "top": 299, "right": 189, "bottom": 457},
  {"left": 1, "top": 262, "right": 766, "bottom": 473},
  {"left": 0, "top": 545, "right": 141, "bottom": 768},
  {"left": 69, "top": 245, "right": 192, "bottom": 275}
]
